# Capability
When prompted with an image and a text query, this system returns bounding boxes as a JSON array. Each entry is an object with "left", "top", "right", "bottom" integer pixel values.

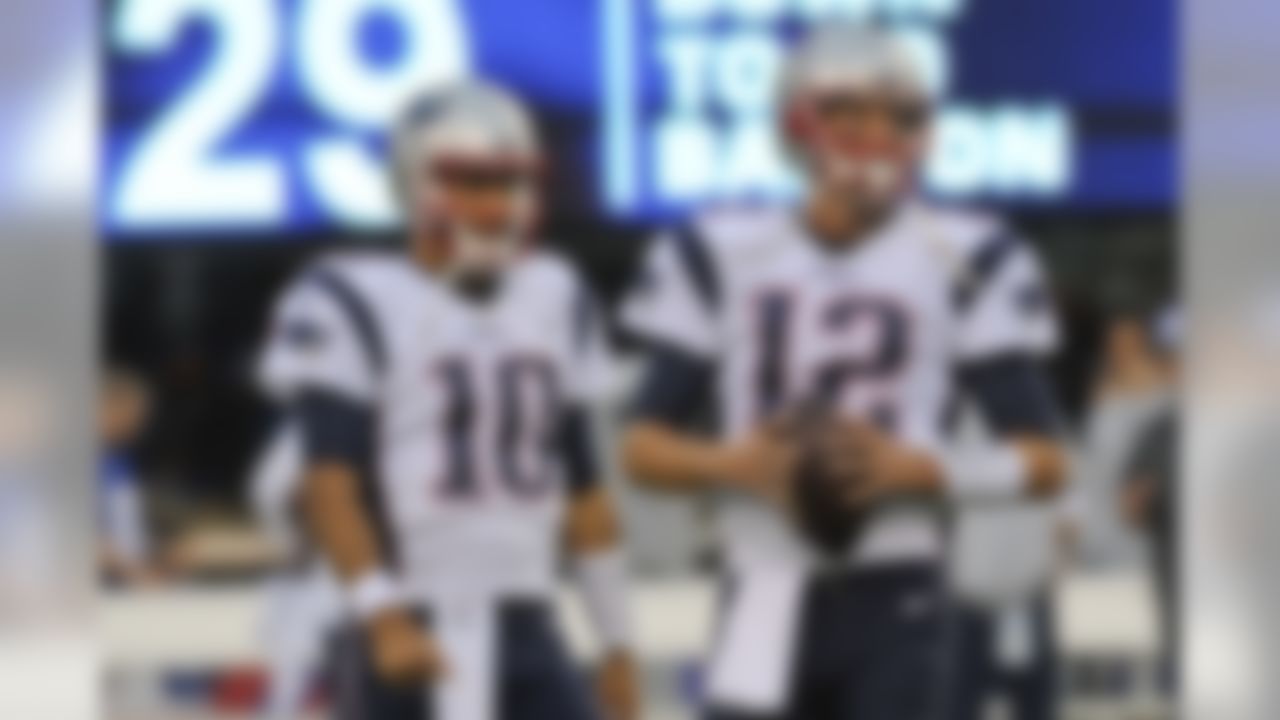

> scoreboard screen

[{"left": 104, "top": 0, "right": 1175, "bottom": 238}]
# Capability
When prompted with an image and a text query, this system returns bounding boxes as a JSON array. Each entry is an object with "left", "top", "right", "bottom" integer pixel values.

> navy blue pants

[
  {"left": 327, "top": 600, "right": 599, "bottom": 720},
  {"left": 946, "top": 596, "right": 1058, "bottom": 720},
  {"left": 707, "top": 563, "right": 949, "bottom": 720}
]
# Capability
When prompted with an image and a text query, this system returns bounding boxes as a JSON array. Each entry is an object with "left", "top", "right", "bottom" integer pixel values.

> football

[{"left": 787, "top": 407, "right": 871, "bottom": 559}]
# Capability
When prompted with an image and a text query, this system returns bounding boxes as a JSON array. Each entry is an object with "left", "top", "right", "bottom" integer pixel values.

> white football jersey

[
  {"left": 622, "top": 201, "right": 1058, "bottom": 573},
  {"left": 258, "top": 249, "right": 602, "bottom": 600}
]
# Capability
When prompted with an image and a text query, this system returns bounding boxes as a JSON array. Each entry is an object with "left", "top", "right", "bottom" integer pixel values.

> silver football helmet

[
  {"left": 779, "top": 25, "right": 933, "bottom": 200},
  {"left": 391, "top": 81, "right": 541, "bottom": 277}
]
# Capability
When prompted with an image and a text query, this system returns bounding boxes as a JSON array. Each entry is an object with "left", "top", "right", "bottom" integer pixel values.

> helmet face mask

[
  {"left": 786, "top": 87, "right": 932, "bottom": 205},
  {"left": 393, "top": 83, "right": 542, "bottom": 281},
  {"left": 780, "top": 26, "right": 934, "bottom": 209},
  {"left": 404, "top": 153, "right": 540, "bottom": 280}
]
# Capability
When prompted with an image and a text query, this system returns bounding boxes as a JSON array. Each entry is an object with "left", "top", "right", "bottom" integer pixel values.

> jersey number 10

[{"left": 433, "top": 356, "right": 559, "bottom": 501}]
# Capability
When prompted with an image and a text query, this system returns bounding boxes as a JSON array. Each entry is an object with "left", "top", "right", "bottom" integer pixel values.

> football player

[
  {"left": 620, "top": 25, "right": 1068, "bottom": 720},
  {"left": 257, "top": 81, "right": 638, "bottom": 720}
]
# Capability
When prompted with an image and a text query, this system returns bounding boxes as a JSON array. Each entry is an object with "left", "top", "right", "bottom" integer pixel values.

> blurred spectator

[
  {"left": 98, "top": 366, "right": 160, "bottom": 587},
  {"left": 1069, "top": 313, "right": 1176, "bottom": 569},
  {"left": 1122, "top": 303, "right": 1181, "bottom": 693}
]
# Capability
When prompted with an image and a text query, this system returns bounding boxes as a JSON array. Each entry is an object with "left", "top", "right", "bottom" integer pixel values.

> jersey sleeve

[
  {"left": 952, "top": 235, "right": 1060, "bottom": 362},
  {"left": 257, "top": 277, "right": 378, "bottom": 404},
  {"left": 619, "top": 229, "right": 722, "bottom": 360}
]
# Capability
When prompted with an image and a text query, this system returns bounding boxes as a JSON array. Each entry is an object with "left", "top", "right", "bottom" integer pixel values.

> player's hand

[
  {"left": 815, "top": 419, "right": 942, "bottom": 507},
  {"left": 366, "top": 607, "right": 449, "bottom": 686},
  {"left": 718, "top": 420, "right": 799, "bottom": 510},
  {"left": 594, "top": 649, "right": 641, "bottom": 720}
]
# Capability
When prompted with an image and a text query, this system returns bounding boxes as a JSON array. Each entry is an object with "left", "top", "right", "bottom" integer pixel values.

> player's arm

[
  {"left": 821, "top": 355, "right": 1066, "bottom": 507},
  {"left": 618, "top": 227, "right": 796, "bottom": 504},
  {"left": 259, "top": 277, "right": 444, "bottom": 686},
  {"left": 295, "top": 393, "right": 381, "bottom": 580},
  {"left": 557, "top": 405, "right": 639, "bottom": 720},
  {"left": 926, "top": 232, "right": 1068, "bottom": 503},
  {"left": 940, "top": 233, "right": 1069, "bottom": 503},
  {"left": 621, "top": 345, "right": 796, "bottom": 504},
  {"left": 296, "top": 389, "right": 447, "bottom": 685},
  {"left": 832, "top": 235, "right": 1067, "bottom": 506},
  {"left": 951, "top": 353, "right": 1067, "bottom": 499}
]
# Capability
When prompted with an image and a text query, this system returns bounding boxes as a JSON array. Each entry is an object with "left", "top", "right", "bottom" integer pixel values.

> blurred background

[{"left": 97, "top": 1, "right": 1176, "bottom": 718}]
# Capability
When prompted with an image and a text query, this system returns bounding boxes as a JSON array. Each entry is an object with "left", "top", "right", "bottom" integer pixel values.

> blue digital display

[{"left": 104, "top": 0, "right": 1175, "bottom": 237}]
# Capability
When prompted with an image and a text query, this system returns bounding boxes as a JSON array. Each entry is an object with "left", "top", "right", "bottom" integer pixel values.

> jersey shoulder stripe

[
  {"left": 952, "top": 231, "right": 1022, "bottom": 312},
  {"left": 304, "top": 268, "right": 387, "bottom": 377},
  {"left": 914, "top": 205, "right": 1059, "bottom": 360},
  {"left": 907, "top": 204, "right": 1024, "bottom": 312},
  {"left": 300, "top": 254, "right": 399, "bottom": 377}
]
